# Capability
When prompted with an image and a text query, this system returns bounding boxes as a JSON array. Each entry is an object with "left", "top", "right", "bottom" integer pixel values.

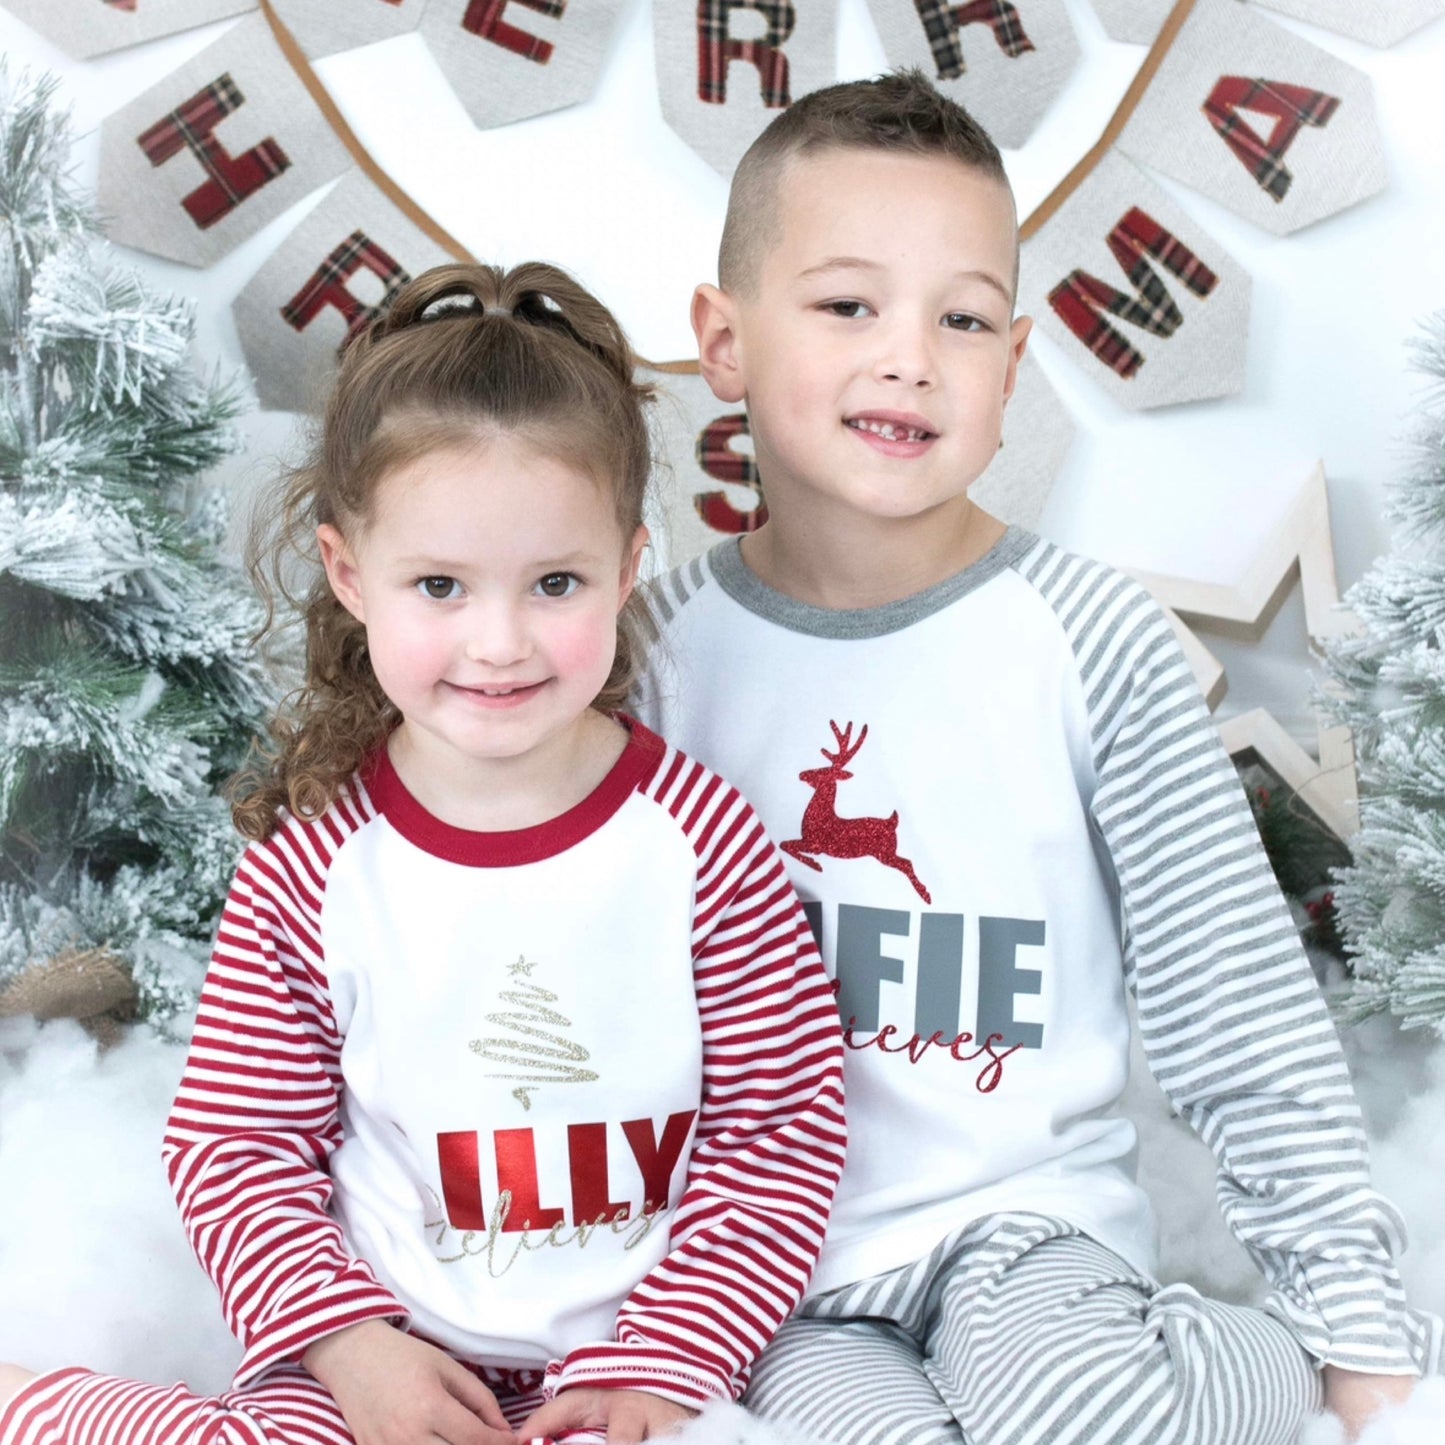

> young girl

[{"left": 0, "top": 262, "right": 846, "bottom": 1445}]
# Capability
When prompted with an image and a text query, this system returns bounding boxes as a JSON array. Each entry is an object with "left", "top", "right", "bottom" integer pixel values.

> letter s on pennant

[{"left": 694, "top": 413, "right": 768, "bottom": 534}]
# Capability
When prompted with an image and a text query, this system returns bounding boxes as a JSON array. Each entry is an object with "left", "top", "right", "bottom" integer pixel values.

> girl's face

[{"left": 319, "top": 432, "right": 646, "bottom": 785}]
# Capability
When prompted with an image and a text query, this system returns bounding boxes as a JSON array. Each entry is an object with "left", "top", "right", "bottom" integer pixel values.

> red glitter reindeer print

[{"left": 782, "top": 721, "right": 931, "bottom": 903}]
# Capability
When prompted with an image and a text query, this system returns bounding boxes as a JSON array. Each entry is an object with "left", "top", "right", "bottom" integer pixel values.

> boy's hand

[
  {"left": 518, "top": 1387, "right": 696, "bottom": 1443},
  {"left": 304, "top": 1319, "right": 516, "bottom": 1445},
  {"left": 1321, "top": 1364, "right": 1416, "bottom": 1440}
]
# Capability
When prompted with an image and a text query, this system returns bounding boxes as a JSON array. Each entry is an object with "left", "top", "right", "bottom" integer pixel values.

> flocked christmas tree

[
  {"left": 1323, "top": 311, "right": 1445, "bottom": 1035},
  {"left": 0, "top": 70, "right": 269, "bottom": 1028}
]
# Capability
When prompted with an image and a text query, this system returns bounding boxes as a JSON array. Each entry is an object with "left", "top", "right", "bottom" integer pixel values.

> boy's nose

[{"left": 875, "top": 325, "right": 936, "bottom": 388}]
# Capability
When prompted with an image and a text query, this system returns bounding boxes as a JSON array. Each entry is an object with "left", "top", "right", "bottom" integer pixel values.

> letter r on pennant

[
  {"left": 281, "top": 231, "right": 411, "bottom": 349},
  {"left": 694, "top": 413, "right": 768, "bottom": 533},
  {"left": 911, "top": 0, "right": 1035, "bottom": 81},
  {"left": 696, "top": 1, "right": 796, "bottom": 107},
  {"left": 463, "top": 0, "right": 566, "bottom": 63},
  {"left": 1203, "top": 77, "right": 1340, "bottom": 203},
  {"left": 136, "top": 74, "right": 291, "bottom": 231},
  {"left": 1047, "top": 207, "right": 1218, "bottom": 380}
]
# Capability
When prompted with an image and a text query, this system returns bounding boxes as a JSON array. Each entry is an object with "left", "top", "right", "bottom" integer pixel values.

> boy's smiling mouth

[{"left": 845, "top": 411, "right": 938, "bottom": 446}]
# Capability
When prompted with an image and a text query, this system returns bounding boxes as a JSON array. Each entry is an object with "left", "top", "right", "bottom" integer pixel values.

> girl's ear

[
  {"left": 317, "top": 524, "right": 366, "bottom": 622},
  {"left": 691, "top": 284, "right": 747, "bottom": 405},
  {"left": 618, "top": 525, "right": 649, "bottom": 608}
]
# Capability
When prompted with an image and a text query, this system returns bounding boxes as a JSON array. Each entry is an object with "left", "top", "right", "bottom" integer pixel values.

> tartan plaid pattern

[
  {"left": 136, "top": 73, "right": 291, "bottom": 231},
  {"left": 694, "top": 413, "right": 768, "bottom": 533},
  {"left": 1047, "top": 207, "right": 1217, "bottom": 381},
  {"left": 281, "top": 231, "right": 411, "bottom": 349},
  {"left": 912, "top": 0, "right": 1035, "bottom": 82},
  {"left": 696, "top": 1, "right": 795, "bottom": 107},
  {"left": 463, "top": 0, "right": 566, "bottom": 63},
  {"left": 1202, "top": 76, "right": 1340, "bottom": 203}
]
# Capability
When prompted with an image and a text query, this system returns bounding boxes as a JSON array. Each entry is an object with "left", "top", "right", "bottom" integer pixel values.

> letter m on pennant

[
  {"left": 281, "top": 232, "right": 411, "bottom": 349},
  {"left": 697, "top": 1, "right": 796, "bottom": 107},
  {"left": 1047, "top": 208, "right": 1218, "bottom": 380},
  {"left": 1203, "top": 77, "right": 1340, "bottom": 202},
  {"left": 912, "top": 0, "right": 1034, "bottom": 81},
  {"left": 136, "top": 74, "right": 291, "bottom": 231}
]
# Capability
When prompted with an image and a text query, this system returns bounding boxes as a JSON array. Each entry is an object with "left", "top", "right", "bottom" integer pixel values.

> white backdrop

[{"left": 3, "top": 0, "right": 1443, "bottom": 740}]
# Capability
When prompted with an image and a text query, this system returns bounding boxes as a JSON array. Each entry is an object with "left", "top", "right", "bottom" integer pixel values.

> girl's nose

[{"left": 464, "top": 603, "right": 530, "bottom": 666}]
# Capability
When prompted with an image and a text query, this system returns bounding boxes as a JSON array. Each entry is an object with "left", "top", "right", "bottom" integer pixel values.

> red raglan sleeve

[
  {"left": 162, "top": 813, "right": 408, "bottom": 1388},
  {"left": 547, "top": 757, "right": 847, "bottom": 1408}
]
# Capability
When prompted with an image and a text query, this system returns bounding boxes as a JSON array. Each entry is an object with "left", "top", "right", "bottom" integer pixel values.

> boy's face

[{"left": 694, "top": 148, "right": 1030, "bottom": 530}]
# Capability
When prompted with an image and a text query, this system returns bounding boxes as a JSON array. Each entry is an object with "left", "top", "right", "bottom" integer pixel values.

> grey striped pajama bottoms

[{"left": 745, "top": 1213, "right": 1323, "bottom": 1445}]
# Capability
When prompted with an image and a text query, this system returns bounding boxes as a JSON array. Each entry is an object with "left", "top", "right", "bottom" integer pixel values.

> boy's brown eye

[{"left": 418, "top": 577, "right": 460, "bottom": 600}]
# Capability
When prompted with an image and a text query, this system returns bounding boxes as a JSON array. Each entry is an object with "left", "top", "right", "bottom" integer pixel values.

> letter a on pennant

[
  {"left": 1114, "top": 0, "right": 1384, "bottom": 235},
  {"left": 1018, "top": 152, "right": 1250, "bottom": 409}
]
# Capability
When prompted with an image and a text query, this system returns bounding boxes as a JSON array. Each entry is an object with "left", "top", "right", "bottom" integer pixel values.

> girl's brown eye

[
  {"left": 419, "top": 577, "right": 459, "bottom": 600},
  {"left": 536, "top": 573, "right": 578, "bottom": 599}
]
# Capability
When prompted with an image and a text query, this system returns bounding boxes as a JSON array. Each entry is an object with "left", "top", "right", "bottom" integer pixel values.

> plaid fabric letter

[
  {"left": 911, "top": 0, "right": 1035, "bottom": 80},
  {"left": 136, "top": 74, "right": 291, "bottom": 231},
  {"left": 463, "top": 0, "right": 566, "bottom": 62},
  {"left": 696, "top": 1, "right": 796, "bottom": 107},
  {"left": 1202, "top": 77, "right": 1340, "bottom": 203},
  {"left": 1046, "top": 207, "right": 1218, "bottom": 380},
  {"left": 694, "top": 414, "right": 768, "bottom": 533},
  {"left": 281, "top": 232, "right": 411, "bottom": 349}
]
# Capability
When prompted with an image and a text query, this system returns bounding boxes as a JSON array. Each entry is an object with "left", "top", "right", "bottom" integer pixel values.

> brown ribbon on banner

[
  {"left": 1021, "top": 0, "right": 1199, "bottom": 240},
  {"left": 258, "top": 0, "right": 474, "bottom": 262}
]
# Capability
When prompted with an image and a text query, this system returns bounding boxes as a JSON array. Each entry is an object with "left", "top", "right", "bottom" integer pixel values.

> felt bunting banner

[
  {"left": 266, "top": 0, "right": 428, "bottom": 61},
  {"left": 862, "top": 0, "right": 1080, "bottom": 148},
  {"left": 1018, "top": 150, "right": 1251, "bottom": 409},
  {"left": 1252, "top": 0, "right": 1445, "bottom": 48},
  {"left": 97, "top": 13, "right": 350, "bottom": 267},
  {"left": 1116, "top": 0, "right": 1385, "bottom": 235},
  {"left": 0, "top": 0, "right": 256, "bottom": 60},
  {"left": 233, "top": 173, "right": 460, "bottom": 412},
  {"left": 1087, "top": 0, "right": 1172, "bottom": 45},
  {"left": 417, "top": 0, "right": 626, "bottom": 128},
  {"left": 654, "top": 0, "right": 839, "bottom": 178}
]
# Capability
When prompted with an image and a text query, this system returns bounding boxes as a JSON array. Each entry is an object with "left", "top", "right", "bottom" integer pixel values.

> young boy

[{"left": 634, "top": 71, "right": 1440, "bottom": 1444}]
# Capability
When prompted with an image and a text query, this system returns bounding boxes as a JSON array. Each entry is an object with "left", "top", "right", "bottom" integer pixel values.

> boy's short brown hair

[{"left": 718, "top": 69, "right": 1010, "bottom": 296}]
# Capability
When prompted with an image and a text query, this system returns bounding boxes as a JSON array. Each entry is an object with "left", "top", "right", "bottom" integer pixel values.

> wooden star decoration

[{"left": 1128, "top": 463, "right": 1359, "bottom": 840}]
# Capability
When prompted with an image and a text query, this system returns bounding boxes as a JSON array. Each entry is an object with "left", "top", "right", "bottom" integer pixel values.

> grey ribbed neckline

[{"left": 707, "top": 526, "right": 1035, "bottom": 639}]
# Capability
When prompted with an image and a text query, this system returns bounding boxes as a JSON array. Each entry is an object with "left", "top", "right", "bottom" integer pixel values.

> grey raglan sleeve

[{"left": 1023, "top": 540, "right": 1436, "bottom": 1375}]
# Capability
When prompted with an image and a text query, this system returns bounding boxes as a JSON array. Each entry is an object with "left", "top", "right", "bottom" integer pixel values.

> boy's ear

[
  {"left": 317, "top": 523, "right": 366, "bottom": 623},
  {"left": 1001, "top": 314, "right": 1033, "bottom": 405},
  {"left": 691, "top": 284, "right": 747, "bottom": 405}
]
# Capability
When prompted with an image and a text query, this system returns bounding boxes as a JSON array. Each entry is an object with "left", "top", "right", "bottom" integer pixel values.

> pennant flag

[
  {"left": 1252, "top": 0, "right": 1445, "bottom": 48},
  {"left": 645, "top": 368, "right": 768, "bottom": 570},
  {"left": 267, "top": 0, "right": 429, "bottom": 60},
  {"left": 1116, "top": 0, "right": 1385, "bottom": 235},
  {"left": 1018, "top": 151, "right": 1250, "bottom": 409},
  {"left": 0, "top": 0, "right": 256, "bottom": 59},
  {"left": 417, "top": 0, "right": 627, "bottom": 127},
  {"left": 654, "top": 0, "right": 839, "bottom": 177},
  {"left": 1086, "top": 0, "right": 1172, "bottom": 45},
  {"left": 98, "top": 14, "right": 350, "bottom": 266},
  {"left": 971, "top": 353, "right": 1071, "bottom": 528},
  {"left": 862, "top": 0, "right": 1080, "bottom": 148},
  {"left": 233, "top": 173, "right": 459, "bottom": 412}
]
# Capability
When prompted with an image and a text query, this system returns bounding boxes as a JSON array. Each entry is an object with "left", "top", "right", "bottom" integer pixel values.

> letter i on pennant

[
  {"left": 697, "top": 0, "right": 796, "bottom": 106},
  {"left": 1202, "top": 77, "right": 1340, "bottom": 203},
  {"left": 694, "top": 414, "right": 767, "bottom": 533},
  {"left": 281, "top": 231, "right": 411, "bottom": 349},
  {"left": 136, "top": 74, "right": 290, "bottom": 230},
  {"left": 1047, "top": 207, "right": 1217, "bottom": 380}
]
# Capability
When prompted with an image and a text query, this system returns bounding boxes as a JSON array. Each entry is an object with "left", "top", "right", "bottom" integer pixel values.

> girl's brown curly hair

[{"left": 230, "top": 261, "right": 658, "bottom": 842}]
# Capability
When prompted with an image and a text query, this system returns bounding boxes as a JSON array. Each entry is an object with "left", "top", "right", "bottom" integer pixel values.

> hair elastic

[{"left": 484, "top": 303, "right": 512, "bottom": 318}]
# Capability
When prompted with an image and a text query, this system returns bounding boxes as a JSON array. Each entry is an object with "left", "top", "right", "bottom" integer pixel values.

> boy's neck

[{"left": 738, "top": 496, "right": 1009, "bottom": 610}]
